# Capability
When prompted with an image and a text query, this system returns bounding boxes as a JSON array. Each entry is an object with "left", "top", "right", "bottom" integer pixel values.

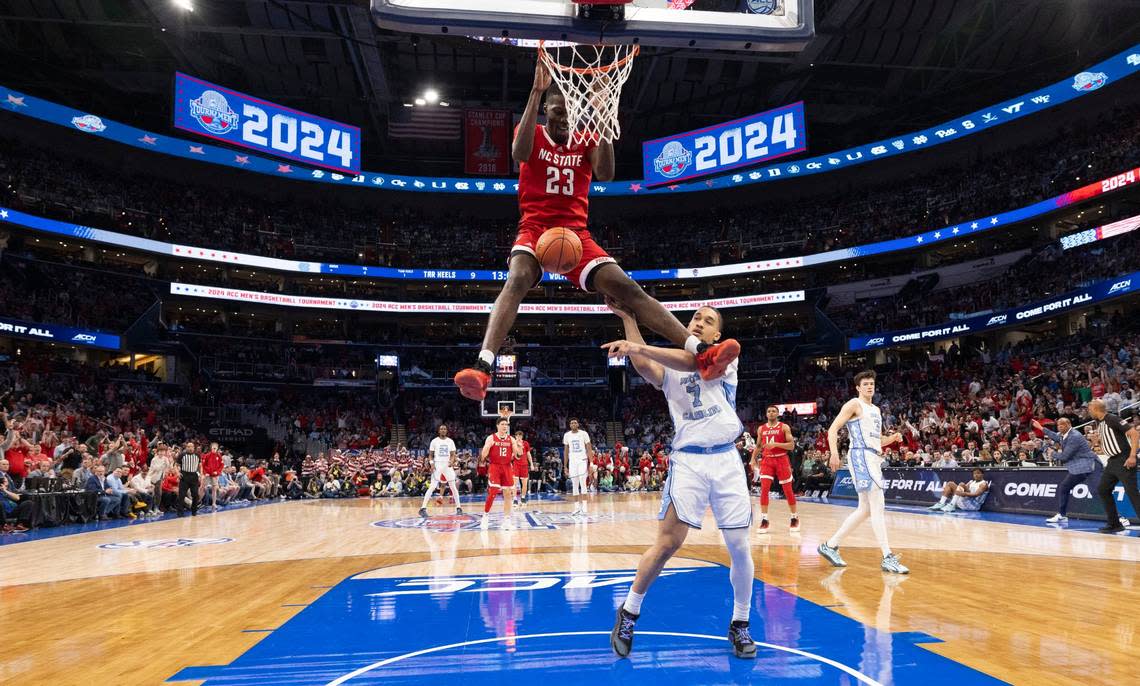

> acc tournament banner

[
  {"left": 1, "top": 46, "right": 1135, "bottom": 195},
  {"left": 464, "top": 109, "right": 511, "bottom": 175},
  {"left": 848, "top": 268, "right": 1140, "bottom": 352},
  {"left": 173, "top": 72, "right": 361, "bottom": 174},
  {"left": 0, "top": 316, "right": 120, "bottom": 350},
  {"left": 830, "top": 466, "right": 1135, "bottom": 519},
  {"left": 642, "top": 102, "right": 807, "bottom": 187}
]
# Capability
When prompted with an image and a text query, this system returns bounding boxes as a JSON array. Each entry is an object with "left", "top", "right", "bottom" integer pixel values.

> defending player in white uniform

[
  {"left": 419, "top": 424, "right": 462, "bottom": 517},
  {"left": 817, "top": 370, "right": 909, "bottom": 574},
  {"left": 563, "top": 419, "right": 594, "bottom": 515},
  {"left": 602, "top": 298, "right": 757, "bottom": 660}
]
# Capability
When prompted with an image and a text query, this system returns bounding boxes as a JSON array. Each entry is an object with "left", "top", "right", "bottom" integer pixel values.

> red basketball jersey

[
  {"left": 517, "top": 124, "right": 595, "bottom": 228},
  {"left": 757, "top": 422, "right": 789, "bottom": 460},
  {"left": 489, "top": 433, "right": 515, "bottom": 466},
  {"left": 515, "top": 440, "right": 532, "bottom": 466}
]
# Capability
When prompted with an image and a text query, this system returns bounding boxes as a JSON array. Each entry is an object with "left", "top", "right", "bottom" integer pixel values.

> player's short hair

[
  {"left": 853, "top": 370, "right": 876, "bottom": 386},
  {"left": 766, "top": 404, "right": 779, "bottom": 413},
  {"left": 514, "top": 429, "right": 524, "bottom": 436},
  {"left": 496, "top": 417, "right": 509, "bottom": 427},
  {"left": 545, "top": 85, "right": 564, "bottom": 103},
  {"left": 569, "top": 417, "right": 579, "bottom": 424},
  {"left": 696, "top": 305, "right": 724, "bottom": 332}
]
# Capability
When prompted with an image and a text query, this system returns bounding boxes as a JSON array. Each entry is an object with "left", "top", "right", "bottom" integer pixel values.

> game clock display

[
  {"left": 173, "top": 73, "right": 361, "bottom": 174},
  {"left": 642, "top": 101, "right": 806, "bottom": 187}
]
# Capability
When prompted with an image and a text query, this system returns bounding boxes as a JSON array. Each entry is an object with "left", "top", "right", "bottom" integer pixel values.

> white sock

[
  {"left": 722, "top": 527, "right": 754, "bottom": 622},
  {"left": 732, "top": 602, "right": 750, "bottom": 623},
  {"left": 623, "top": 590, "right": 645, "bottom": 615},
  {"left": 937, "top": 496, "right": 947, "bottom": 505},
  {"left": 581, "top": 501, "right": 588, "bottom": 513},
  {"left": 684, "top": 335, "right": 701, "bottom": 355},
  {"left": 478, "top": 349, "right": 495, "bottom": 367}
]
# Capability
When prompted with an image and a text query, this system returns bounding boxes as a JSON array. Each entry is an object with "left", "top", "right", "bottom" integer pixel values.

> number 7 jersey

[
  {"left": 518, "top": 124, "right": 594, "bottom": 229},
  {"left": 660, "top": 359, "right": 744, "bottom": 451}
]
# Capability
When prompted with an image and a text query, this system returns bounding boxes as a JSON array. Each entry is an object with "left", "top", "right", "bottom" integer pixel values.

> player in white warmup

[
  {"left": 817, "top": 370, "right": 909, "bottom": 574},
  {"left": 602, "top": 298, "right": 757, "bottom": 660},
  {"left": 419, "top": 424, "right": 462, "bottom": 517},
  {"left": 563, "top": 418, "right": 594, "bottom": 515}
]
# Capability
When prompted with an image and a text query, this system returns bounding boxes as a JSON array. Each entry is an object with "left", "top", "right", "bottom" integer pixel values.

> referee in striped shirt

[
  {"left": 1089, "top": 399, "right": 1140, "bottom": 533},
  {"left": 177, "top": 442, "right": 202, "bottom": 517}
]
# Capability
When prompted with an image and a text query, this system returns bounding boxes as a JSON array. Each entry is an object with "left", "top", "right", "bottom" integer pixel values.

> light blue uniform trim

[{"left": 673, "top": 442, "right": 737, "bottom": 455}]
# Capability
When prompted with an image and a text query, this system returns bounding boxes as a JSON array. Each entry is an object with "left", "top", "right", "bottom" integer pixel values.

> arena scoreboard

[{"left": 173, "top": 73, "right": 361, "bottom": 174}]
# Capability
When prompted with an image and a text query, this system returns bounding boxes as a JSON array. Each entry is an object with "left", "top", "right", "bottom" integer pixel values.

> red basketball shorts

[
  {"left": 513, "top": 459, "right": 529, "bottom": 479},
  {"left": 511, "top": 223, "right": 616, "bottom": 292},
  {"left": 759, "top": 456, "right": 793, "bottom": 484},
  {"left": 488, "top": 463, "right": 516, "bottom": 490}
]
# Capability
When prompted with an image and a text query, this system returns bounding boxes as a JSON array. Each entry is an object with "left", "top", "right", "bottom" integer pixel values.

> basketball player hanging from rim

[{"left": 453, "top": 59, "right": 740, "bottom": 401}]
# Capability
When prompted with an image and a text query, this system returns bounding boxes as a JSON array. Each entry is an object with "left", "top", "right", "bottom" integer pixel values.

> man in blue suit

[
  {"left": 1033, "top": 418, "right": 1098, "bottom": 523},
  {"left": 85, "top": 464, "right": 122, "bottom": 519}
]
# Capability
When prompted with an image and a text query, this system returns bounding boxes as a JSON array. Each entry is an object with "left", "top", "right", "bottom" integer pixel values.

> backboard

[
  {"left": 372, "top": 0, "right": 814, "bottom": 52},
  {"left": 481, "top": 387, "right": 534, "bottom": 419}
]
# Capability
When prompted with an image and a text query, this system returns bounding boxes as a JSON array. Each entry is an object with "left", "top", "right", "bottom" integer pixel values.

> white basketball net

[{"left": 538, "top": 42, "right": 639, "bottom": 145}]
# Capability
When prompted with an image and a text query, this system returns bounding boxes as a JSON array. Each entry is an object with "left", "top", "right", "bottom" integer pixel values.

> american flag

[{"left": 388, "top": 106, "right": 462, "bottom": 140}]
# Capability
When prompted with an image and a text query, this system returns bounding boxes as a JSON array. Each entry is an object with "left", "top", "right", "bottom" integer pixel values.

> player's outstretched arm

[
  {"left": 589, "top": 141, "right": 615, "bottom": 182},
  {"left": 602, "top": 339, "right": 697, "bottom": 374},
  {"left": 604, "top": 296, "right": 665, "bottom": 386},
  {"left": 512, "top": 60, "right": 552, "bottom": 163}
]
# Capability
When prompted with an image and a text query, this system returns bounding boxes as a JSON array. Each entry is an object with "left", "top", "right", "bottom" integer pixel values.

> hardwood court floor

[{"left": 2, "top": 494, "right": 1138, "bottom": 686}]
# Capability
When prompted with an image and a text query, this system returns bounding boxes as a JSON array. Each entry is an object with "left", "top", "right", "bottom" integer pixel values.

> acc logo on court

[
  {"left": 189, "top": 89, "right": 239, "bottom": 135},
  {"left": 1071, "top": 71, "right": 1107, "bottom": 91},
  {"left": 98, "top": 537, "right": 234, "bottom": 550},
  {"left": 653, "top": 141, "right": 692, "bottom": 179},
  {"left": 372, "top": 511, "right": 654, "bottom": 533}
]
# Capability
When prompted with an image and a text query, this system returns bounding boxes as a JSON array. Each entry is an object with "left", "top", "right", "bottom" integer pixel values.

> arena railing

[
  {"left": 2, "top": 165, "right": 1137, "bottom": 284},
  {"left": 0, "top": 45, "right": 1135, "bottom": 196}
]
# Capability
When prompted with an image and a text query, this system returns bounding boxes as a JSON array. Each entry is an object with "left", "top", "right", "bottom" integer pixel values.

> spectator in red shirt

[
  {"left": 201, "top": 443, "right": 224, "bottom": 510},
  {"left": 160, "top": 468, "right": 181, "bottom": 512}
]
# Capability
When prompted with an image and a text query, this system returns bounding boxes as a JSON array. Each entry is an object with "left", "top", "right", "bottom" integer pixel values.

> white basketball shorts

[
  {"left": 658, "top": 445, "right": 751, "bottom": 529},
  {"left": 430, "top": 466, "right": 457, "bottom": 486},
  {"left": 848, "top": 448, "right": 884, "bottom": 493}
]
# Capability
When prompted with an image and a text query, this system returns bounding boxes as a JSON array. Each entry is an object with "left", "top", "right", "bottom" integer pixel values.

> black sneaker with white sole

[
  {"left": 728, "top": 620, "right": 757, "bottom": 659},
  {"left": 610, "top": 606, "right": 639, "bottom": 657},
  {"left": 418, "top": 507, "right": 428, "bottom": 518}
]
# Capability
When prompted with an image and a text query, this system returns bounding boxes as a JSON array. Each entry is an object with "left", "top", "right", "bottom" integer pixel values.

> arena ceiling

[{"left": 1, "top": 0, "right": 1138, "bottom": 176}]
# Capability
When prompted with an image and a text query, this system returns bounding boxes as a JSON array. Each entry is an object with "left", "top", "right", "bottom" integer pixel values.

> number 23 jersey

[
  {"left": 660, "top": 359, "right": 744, "bottom": 450},
  {"left": 517, "top": 124, "right": 595, "bottom": 229}
]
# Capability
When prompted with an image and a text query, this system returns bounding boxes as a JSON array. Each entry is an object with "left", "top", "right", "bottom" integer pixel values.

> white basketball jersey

[
  {"left": 428, "top": 437, "right": 456, "bottom": 469},
  {"left": 563, "top": 430, "right": 590, "bottom": 462},
  {"left": 846, "top": 399, "right": 882, "bottom": 454},
  {"left": 661, "top": 359, "right": 743, "bottom": 450}
]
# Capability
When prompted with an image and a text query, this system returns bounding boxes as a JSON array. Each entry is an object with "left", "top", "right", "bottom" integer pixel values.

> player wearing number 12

[{"left": 453, "top": 60, "right": 741, "bottom": 402}]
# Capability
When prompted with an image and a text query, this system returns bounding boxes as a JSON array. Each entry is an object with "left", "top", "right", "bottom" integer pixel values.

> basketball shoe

[
  {"left": 454, "top": 360, "right": 493, "bottom": 400},
  {"left": 789, "top": 515, "right": 800, "bottom": 532},
  {"left": 695, "top": 339, "right": 740, "bottom": 381},
  {"left": 757, "top": 518, "right": 769, "bottom": 534},
  {"left": 610, "top": 606, "right": 639, "bottom": 657},
  {"left": 728, "top": 621, "right": 757, "bottom": 659}
]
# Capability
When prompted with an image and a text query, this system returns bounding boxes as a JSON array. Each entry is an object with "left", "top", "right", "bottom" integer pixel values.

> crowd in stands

[
  {"left": 3, "top": 106, "right": 1138, "bottom": 272},
  {"left": 831, "top": 230, "right": 1140, "bottom": 334}
]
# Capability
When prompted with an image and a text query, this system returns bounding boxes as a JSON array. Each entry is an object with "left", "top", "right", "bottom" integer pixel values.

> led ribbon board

[
  {"left": 1, "top": 45, "right": 1134, "bottom": 194},
  {"left": 847, "top": 269, "right": 1140, "bottom": 352},
  {"left": 172, "top": 73, "right": 361, "bottom": 174}
]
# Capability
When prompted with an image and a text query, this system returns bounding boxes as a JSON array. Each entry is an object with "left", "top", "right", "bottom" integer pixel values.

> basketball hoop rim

[{"left": 538, "top": 41, "right": 640, "bottom": 75}]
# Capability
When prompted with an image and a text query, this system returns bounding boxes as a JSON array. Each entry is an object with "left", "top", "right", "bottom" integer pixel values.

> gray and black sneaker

[
  {"left": 455, "top": 507, "right": 463, "bottom": 515},
  {"left": 728, "top": 620, "right": 757, "bottom": 659},
  {"left": 881, "top": 552, "right": 909, "bottom": 574},
  {"left": 418, "top": 507, "right": 428, "bottom": 518},
  {"left": 610, "top": 606, "right": 639, "bottom": 658},
  {"left": 817, "top": 542, "right": 847, "bottom": 567}
]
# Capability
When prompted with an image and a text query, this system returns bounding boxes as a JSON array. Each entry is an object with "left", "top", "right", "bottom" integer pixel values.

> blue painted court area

[
  {"left": 169, "top": 565, "right": 1006, "bottom": 686},
  {"left": 0, "top": 498, "right": 283, "bottom": 546},
  {"left": 808, "top": 497, "right": 1140, "bottom": 536}
]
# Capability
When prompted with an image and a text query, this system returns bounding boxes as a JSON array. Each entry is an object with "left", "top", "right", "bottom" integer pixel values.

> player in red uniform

[
  {"left": 512, "top": 430, "right": 533, "bottom": 507},
  {"left": 480, "top": 417, "right": 522, "bottom": 529},
  {"left": 752, "top": 405, "right": 799, "bottom": 533},
  {"left": 454, "top": 61, "right": 739, "bottom": 401}
]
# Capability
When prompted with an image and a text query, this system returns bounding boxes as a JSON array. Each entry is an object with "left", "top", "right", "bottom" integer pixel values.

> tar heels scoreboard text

[
  {"left": 173, "top": 73, "right": 361, "bottom": 174},
  {"left": 642, "top": 102, "right": 807, "bottom": 187}
]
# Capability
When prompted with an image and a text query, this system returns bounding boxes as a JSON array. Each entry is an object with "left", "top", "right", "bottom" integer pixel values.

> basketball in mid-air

[{"left": 535, "top": 227, "right": 583, "bottom": 274}]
